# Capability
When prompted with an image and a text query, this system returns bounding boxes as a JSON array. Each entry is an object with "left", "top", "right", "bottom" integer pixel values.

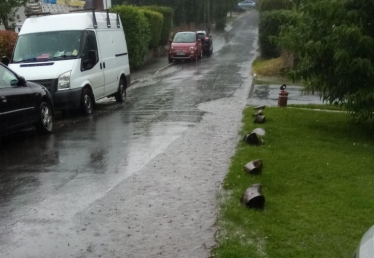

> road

[{"left": 0, "top": 11, "right": 259, "bottom": 258}]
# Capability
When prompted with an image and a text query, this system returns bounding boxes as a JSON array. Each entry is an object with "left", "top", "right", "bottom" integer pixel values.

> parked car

[
  {"left": 238, "top": 0, "right": 256, "bottom": 8},
  {"left": 196, "top": 30, "right": 213, "bottom": 56},
  {"left": 0, "top": 63, "right": 54, "bottom": 135},
  {"left": 352, "top": 225, "right": 374, "bottom": 258},
  {"left": 9, "top": 11, "right": 130, "bottom": 116},
  {"left": 169, "top": 32, "right": 203, "bottom": 63}
]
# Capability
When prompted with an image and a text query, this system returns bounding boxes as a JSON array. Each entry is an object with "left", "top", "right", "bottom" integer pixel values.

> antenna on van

[
  {"left": 106, "top": 9, "right": 111, "bottom": 28},
  {"left": 69, "top": 8, "right": 97, "bottom": 29}
]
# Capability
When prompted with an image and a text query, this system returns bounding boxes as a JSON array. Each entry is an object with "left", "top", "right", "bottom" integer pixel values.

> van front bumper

[{"left": 53, "top": 88, "right": 82, "bottom": 110}]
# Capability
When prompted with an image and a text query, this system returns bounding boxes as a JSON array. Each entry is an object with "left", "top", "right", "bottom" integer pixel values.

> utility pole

[
  {"left": 207, "top": 0, "right": 211, "bottom": 34},
  {"left": 204, "top": 0, "right": 206, "bottom": 30}
]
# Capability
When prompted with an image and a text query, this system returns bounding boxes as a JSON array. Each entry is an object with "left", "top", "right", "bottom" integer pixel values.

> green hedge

[
  {"left": 112, "top": 5, "right": 151, "bottom": 69},
  {"left": 140, "top": 9, "right": 164, "bottom": 49},
  {"left": 259, "top": 0, "right": 291, "bottom": 12},
  {"left": 259, "top": 10, "right": 293, "bottom": 58},
  {"left": 142, "top": 6, "right": 174, "bottom": 45}
]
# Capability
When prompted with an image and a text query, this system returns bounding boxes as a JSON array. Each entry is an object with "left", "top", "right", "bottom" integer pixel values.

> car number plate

[{"left": 177, "top": 51, "right": 185, "bottom": 56}]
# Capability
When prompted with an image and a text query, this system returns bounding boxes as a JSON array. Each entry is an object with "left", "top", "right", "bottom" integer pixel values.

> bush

[
  {"left": 140, "top": 9, "right": 163, "bottom": 49},
  {"left": 259, "top": 0, "right": 291, "bottom": 12},
  {"left": 0, "top": 31, "right": 18, "bottom": 59},
  {"left": 112, "top": 5, "right": 151, "bottom": 69},
  {"left": 259, "top": 10, "right": 293, "bottom": 58},
  {"left": 142, "top": 6, "right": 174, "bottom": 45}
]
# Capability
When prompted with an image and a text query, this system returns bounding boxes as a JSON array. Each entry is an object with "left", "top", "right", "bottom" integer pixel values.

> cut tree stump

[
  {"left": 251, "top": 128, "right": 265, "bottom": 136},
  {"left": 243, "top": 133, "right": 264, "bottom": 145},
  {"left": 241, "top": 184, "right": 265, "bottom": 209},
  {"left": 254, "top": 105, "right": 265, "bottom": 110},
  {"left": 244, "top": 160, "right": 263, "bottom": 174},
  {"left": 254, "top": 116, "right": 266, "bottom": 124},
  {"left": 252, "top": 110, "right": 263, "bottom": 117}
]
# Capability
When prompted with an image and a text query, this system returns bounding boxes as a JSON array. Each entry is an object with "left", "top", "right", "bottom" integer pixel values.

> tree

[
  {"left": 278, "top": 0, "right": 374, "bottom": 121},
  {"left": 0, "top": 0, "right": 27, "bottom": 30}
]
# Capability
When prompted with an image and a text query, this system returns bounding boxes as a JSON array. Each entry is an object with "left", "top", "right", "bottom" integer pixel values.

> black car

[
  {"left": 197, "top": 31, "right": 213, "bottom": 56},
  {"left": 0, "top": 63, "right": 54, "bottom": 136}
]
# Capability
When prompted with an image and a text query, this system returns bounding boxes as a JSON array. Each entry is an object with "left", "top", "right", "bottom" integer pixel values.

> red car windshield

[{"left": 174, "top": 33, "right": 196, "bottom": 43}]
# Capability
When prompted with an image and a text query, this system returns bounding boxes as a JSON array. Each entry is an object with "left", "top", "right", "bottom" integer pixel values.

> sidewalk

[{"left": 130, "top": 56, "right": 171, "bottom": 83}]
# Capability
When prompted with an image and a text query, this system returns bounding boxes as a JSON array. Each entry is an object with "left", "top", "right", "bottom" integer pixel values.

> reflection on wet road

[{"left": 1, "top": 11, "right": 259, "bottom": 258}]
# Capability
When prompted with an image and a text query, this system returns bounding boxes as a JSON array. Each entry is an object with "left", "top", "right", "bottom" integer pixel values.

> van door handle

[
  {"left": 100, "top": 63, "right": 102, "bottom": 69},
  {"left": 103, "top": 62, "right": 106, "bottom": 69}
]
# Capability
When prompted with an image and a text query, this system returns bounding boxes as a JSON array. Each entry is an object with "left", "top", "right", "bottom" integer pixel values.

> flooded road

[{"left": 1, "top": 11, "right": 259, "bottom": 258}]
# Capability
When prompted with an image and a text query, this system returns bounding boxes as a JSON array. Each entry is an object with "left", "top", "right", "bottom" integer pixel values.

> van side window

[{"left": 82, "top": 31, "right": 99, "bottom": 71}]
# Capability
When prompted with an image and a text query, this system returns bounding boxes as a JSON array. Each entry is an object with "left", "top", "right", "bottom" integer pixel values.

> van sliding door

[{"left": 96, "top": 30, "right": 118, "bottom": 96}]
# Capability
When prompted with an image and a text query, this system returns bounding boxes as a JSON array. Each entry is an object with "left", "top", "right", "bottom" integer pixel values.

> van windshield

[{"left": 12, "top": 31, "right": 84, "bottom": 63}]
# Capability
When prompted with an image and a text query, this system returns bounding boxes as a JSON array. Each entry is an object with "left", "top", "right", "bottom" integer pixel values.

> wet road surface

[{"left": 0, "top": 11, "right": 258, "bottom": 258}]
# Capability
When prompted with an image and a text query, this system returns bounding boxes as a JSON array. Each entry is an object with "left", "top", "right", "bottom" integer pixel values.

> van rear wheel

[
  {"left": 115, "top": 78, "right": 126, "bottom": 103},
  {"left": 81, "top": 88, "right": 93, "bottom": 115}
]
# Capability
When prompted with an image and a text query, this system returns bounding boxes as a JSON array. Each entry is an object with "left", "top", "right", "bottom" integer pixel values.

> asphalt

[{"left": 0, "top": 11, "right": 259, "bottom": 258}]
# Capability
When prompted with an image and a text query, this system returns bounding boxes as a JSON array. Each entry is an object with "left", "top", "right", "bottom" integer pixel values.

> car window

[
  {"left": 82, "top": 30, "right": 99, "bottom": 71},
  {"left": 0, "top": 66, "right": 18, "bottom": 88},
  {"left": 174, "top": 33, "right": 196, "bottom": 43}
]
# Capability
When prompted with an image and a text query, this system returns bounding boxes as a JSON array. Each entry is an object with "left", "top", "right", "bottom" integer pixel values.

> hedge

[
  {"left": 259, "top": 0, "right": 291, "bottom": 12},
  {"left": 142, "top": 6, "right": 174, "bottom": 45},
  {"left": 259, "top": 10, "right": 293, "bottom": 58},
  {"left": 112, "top": 5, "right": 151, "bottom": 69},
  {"left": 0, "top": 30, "right": 18, "bottom": 59},
  {"left": 140, "top": 9, "right": 164, "bottom": 49}
]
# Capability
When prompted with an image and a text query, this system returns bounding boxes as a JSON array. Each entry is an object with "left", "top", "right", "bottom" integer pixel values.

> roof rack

[
  {"left": 69, "top": 8, "right": 97, "bottom": 29},
  {"left": 26, "top": 12, "right": 51, "bottom": 18}
]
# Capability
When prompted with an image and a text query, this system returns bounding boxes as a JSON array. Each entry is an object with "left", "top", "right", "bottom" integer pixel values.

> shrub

[
  {"left": 259, "top": 0, "right": 291, "bottom": 12},
  {"left": 140, "top": 9, "right": 163, "bottom": 49},
  {"left": 142, "top": 6, "right": 174, "bottom": 45},
  {"left": 0, "top": 30, "right": 18, "bottom": 59},
  {"left": 112, "top": 5, "right": 151, "bottom": 69},
  {"left": 259, "top": 10, "right": 293, "bottom": 58}
]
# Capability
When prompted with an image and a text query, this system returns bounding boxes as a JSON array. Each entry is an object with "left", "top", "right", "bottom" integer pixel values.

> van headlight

[{"left": 58, "top": 71, "right": 71, "bottom": 90}]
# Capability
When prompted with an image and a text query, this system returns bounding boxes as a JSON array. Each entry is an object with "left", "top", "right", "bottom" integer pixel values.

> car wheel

[
  {"left": 81, "top": 88, "right": 94, "bottom": 115},
  {"left": 200, "top": 50, "right": 203, "bottom": 59},
  {"left": 36, "top": 102, "right": 53, "bottom": 134},
  {"left": 115, "top": 78, "right": 126, "bottom": 103}
]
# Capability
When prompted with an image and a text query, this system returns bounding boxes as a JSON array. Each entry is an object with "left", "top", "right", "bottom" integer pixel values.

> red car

[{"left": 169, "top": 32, "right": 203, "bottom": 63}]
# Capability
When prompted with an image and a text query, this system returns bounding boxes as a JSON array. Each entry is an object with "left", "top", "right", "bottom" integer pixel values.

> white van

[{"left": 9, "top": 10, "right": 130, "bottom": 115}]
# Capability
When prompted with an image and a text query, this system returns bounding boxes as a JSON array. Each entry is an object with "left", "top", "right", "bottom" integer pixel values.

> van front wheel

[
  {"left": 81, "top": 88, "right": 93, "bottom": 115},
  {"left": 115, "top": 78, "right": 126, "bottom": 103}
]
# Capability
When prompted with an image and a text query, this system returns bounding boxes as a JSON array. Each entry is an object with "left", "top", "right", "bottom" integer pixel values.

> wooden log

[
  {"left": 251, "top": 128, "right": 265, "bottom": 136},
  {"left": 254, "top": 105, "right": 265, "bottom": 110},
  {"left": 252, "top": 109, "right": 263, "bottom": 117},
  {"left": 244, "top": 160, "right": 263, "bottom": 174},
  {"left": 243, "top": 133, "right": 264, "bottom": 145},
  {"left": 254, "top": 115, "right": 266, "bottom": 124},
  {"left": 241, "top": 184, "right": 265, "bottom": 209}
]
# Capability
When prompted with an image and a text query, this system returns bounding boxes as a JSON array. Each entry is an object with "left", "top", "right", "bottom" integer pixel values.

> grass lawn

[
  {"left": 212, "top": 107, "right": 374, "bottom": 258},
  {"left": 289, "top": 104, "right": 345, "bottom": 111}
]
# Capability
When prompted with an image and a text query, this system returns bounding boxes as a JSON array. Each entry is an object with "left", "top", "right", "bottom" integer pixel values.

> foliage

[
  {"left": 213, "top": 106, "right": 374, "bottom": 257},
  {"left": 140, "top": 9, "right": 164, "bottom": 48},
  {"left": 0, "top": 0, "right": 27, "bottom": 30},
  {"left": 0, "top": 30, "right": 18, "bottom": 58},
  {"left": 142, "top": 6, "right": 174, "bottom": 45},
  {"left": 259, "top": 0, "right": 291, "bottom": 12},
  {"left": 277, "top": 0, "right": 374, "bottom": 121},
  {"left": 259, "top": 10, "right": 293, "bottom": 58},
  {"left": 112, "top": 5, "right": 151, "bottom": 69},
  {"left": 252, "top": 56, "right": 290, "bottom": 76}
]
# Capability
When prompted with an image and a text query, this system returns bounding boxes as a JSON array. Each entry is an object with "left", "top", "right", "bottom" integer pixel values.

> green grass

[
  {"left": 212, "top": 107, "right": 374, "bottom": 258},
  {"left": 289, "top": 104, "right": 345, "bottom": 111}
]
